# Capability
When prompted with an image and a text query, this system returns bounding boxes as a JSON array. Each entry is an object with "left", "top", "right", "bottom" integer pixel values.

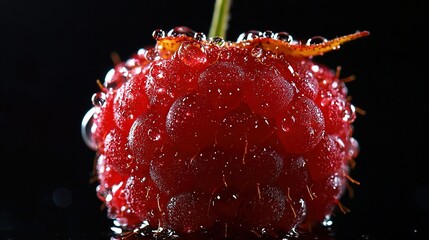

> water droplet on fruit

[
  {"left": 251, "top": 46, "right": 264, "bottom": 58},
  {"left": 147, "top": 128, "right": 161, "bottom": 141},
  {"left": 104, "top": 68, "right": 115, "bottom": 85},
  {"left": 209, "top": 36, "right": 225, "bottom": 46},
  {"left": 125, "top": 58, "right": 138, "bottom": 69},
  {"left": 237, "top": 30, "right": 263, "bottom": 42},
  {"left": 194, "top": 32, "right": 206, "bottom": 41},
  {"left": 91, "top": 92, "right": 106, "bottom": 107},
  {"left": 152, "top": 29, "right": 165, "bottom": 40},
  {"left": 81, "top": 107, "right": 97, "bottom": 150},
  {"left": 322, "top": 217, "right": 333, "bottom": 227},
  {"left": 280, "top": 115, "right": 296, "bottom": 133},
  {"left": 274, "top": 32, "right": 293, "bottom": 43},
  {"left": 306, "top": 36, "right": 328, "bottom": 45},
  {"left": 167, "top": 26, "right": 196, "bottom": 37},
  {"left": 311, "top": 65, "right": 320, "bottom": 73},
  {"left": 137, "top": 48, "right": 148, "bottom": 58},
  {"left": 343, "top": 103, "right": 356, "bottom": 122},
  {"left": 177, "top": 41, "right": 207, "bottom": 67},
  {"left": 263, "top": 30, "right": 274, "bottom": 38},
  {"left": 145, "top": 49, "right": 160, "bottom": 61},
  {"left": 347, "top": 137, "right": 359, "bottom": 159}
]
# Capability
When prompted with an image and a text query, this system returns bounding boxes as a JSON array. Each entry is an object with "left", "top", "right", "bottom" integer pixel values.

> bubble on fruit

[
  {"left": 250, "top": 45, "right": 264, "bottom": 58},
  {"left": 147, "top": 128, "right": 161, "bottom": 141},
  {"left": 209, "top": 36, "right": 225, "bottom": 46},
  {"left": 343, "top": 103, "right": 356, "bottom": 123},
  {"left": 263, "top": 30, "right": 274, "bottom": 38},
  {"left": 152, "top": 29, "right": 165, "bottom": 40},
  {"left": 91, "top": 92, "right": 106, "bottom": 107},
  {"left": 237, "top": 30, "right": 262, "bottom": 42},
  {"left": 137, "top": 48, "right": 148, "bottom": 58},
  {"left": 194, "top": 32, "right": 206, "bottom": 41},
  {"left": 104, "top": 68, "right": 116, "bottom": 85},
  {"left": 81, "top": 107, "right": 97, "bottom": 150},
  {"left": 167, "top": 26, "right": 196, "bottom": 37},
  {"left": 306, "top": 36, "right": 328, "bottom": 46},
  {"left": 177, "top": 41, "right": 207, "bottom": 67},
  {"left": 274, "top": 32, "right": 293, "bottom": 43},
  {"left": 145, "top": 49, "right": 160, "bottom": 62}
]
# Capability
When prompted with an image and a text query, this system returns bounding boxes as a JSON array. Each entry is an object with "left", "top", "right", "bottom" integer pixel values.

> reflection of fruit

[{"left": 82, "top": 26, "right": 368, "bottom": 238}]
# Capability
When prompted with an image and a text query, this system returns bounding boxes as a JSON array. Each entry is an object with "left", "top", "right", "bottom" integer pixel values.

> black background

[{"left": 0, "top": 0, "right": 427, "bottom": 239}]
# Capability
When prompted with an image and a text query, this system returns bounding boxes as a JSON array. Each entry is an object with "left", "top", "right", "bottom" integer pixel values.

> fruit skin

[{"left": 82, "top": 27, "right": 368, "bottom": 239}]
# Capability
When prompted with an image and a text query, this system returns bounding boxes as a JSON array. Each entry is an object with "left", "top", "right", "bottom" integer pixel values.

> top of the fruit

[{"left": 152, "top": 26, "right": 369, "bottom": 59}]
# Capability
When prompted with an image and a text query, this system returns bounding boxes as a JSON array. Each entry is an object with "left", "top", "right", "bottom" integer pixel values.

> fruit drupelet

[{"left": 81, "top": 26, "right": 369, "bottom": 239}]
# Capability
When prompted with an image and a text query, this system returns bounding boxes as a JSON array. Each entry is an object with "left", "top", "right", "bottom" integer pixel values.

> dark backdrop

[{"left": 1, "top": 0, "right": 427, "bottom": 239}]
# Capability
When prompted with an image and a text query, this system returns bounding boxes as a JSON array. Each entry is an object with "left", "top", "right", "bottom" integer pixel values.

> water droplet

[
  {"left": 322, "top": 217, "right": 333, "bottom": 227},
  {"left": 311, "top": 65, "right": 320, "bottom": 73},
  {"left": 306, "top": 36, "right": 328, "bottom": 45},
  {"left": 91, "top": 92, "right": 106, "bottom": 107},
  {"left": 237, "top": 30, "right": 262, "bottom": 42},
  {"left": 343, "top": 103, "right": 356, "bottom": 122},
  {"left": 125, "top": 58, "right": 138, "bottom": 69},
  {"left": 236, "top": 33, "right": 246, "bottom": 42},
  {"left": 137, "top": 48, "right": 148, "bottom": 57},
  {"left": 263, "top": 30, "right": 274, "bottom": 38},
  {"left": 152, "top": 29, "right": 165, "bottom": 40},
  {"left": 194, "top": 32, "right": 206, "bottom": 41},
  {"left": 167, "top": 26, "right": 196, "bottom": 37},
  {"left": 281, "top": 115, "right": 296, "bottom": 133},
  {"left": 145, "top": 48, "right": 160, "bottom": 61},
  {"left": 104, "top": 68, "right": 115, "bottom": 85},
  {"left": 81, "top": 107, "right": 97, "bottom": 151},
  {"left": 177, "top": 41, "right": 207, "bottom": 67},
  {"left": 347, "top": 137, "right": 359, "bottom": 159},
  {"left": 209, "top": 36, "right": 225, "bottom": 46},
  {"left": 147, "top": 128, "right": 161, "bottom": 141},
  {"left": 251, "top": 45, "right": 264, "bottom": 58},
  {"left": 274, "top": 32, "right": 293, "bottom": 43}
]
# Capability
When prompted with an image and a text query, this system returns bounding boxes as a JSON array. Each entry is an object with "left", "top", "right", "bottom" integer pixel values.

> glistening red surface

[{"left": 81, "top": 27, "right": 367, "bottom": 238}]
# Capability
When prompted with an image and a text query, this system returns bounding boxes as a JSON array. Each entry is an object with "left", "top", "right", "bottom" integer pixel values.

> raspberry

[{"left": 82, "top": 23, "right": 368, "bottom": 238}]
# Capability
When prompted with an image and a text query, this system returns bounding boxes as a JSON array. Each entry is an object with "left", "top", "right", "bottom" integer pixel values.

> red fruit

[{"left": 82, "top": 27, "right": 368, "bottom": 238}]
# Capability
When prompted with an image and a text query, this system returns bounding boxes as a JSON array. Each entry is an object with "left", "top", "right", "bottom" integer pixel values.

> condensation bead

[
  {"left": 144, "top": 49, "right": 160, "bottom": 62},
  {"left": 263, "top": 30, "right": 274, "bottom": 38},
  {"left": 152, "top": 29, "right": 165, "bottom": 40},
  {"left": 274, "top": 32, "right": 293, "bottom": 43},
  {"left": 92, "top": 92, "right": 106, "bottom": 107},
  {"left": 81, "top": 107, "right": 97, "bottom": 151},
  {"left": 237, "top": 30, "right": 262, "bottom": 42},
  {"left": 167, "top": 26, "right": 196, "bottom": 37},
  {"left": 209, "top": 36, "right": 225, "bottom": 46},
  {"left": 306, "top": 36, "right": 328, "bottom": 45},
  {"left": 177, "top": 41, "right": 207, "bottom": 67},
  {"left": 193, "top": 32, "right": 206, "bottom": 41}
]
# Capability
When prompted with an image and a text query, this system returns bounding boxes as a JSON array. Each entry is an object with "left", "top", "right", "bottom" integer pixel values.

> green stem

[{"left": 208, "top": 0, "right": 232, "bottom": 39}]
